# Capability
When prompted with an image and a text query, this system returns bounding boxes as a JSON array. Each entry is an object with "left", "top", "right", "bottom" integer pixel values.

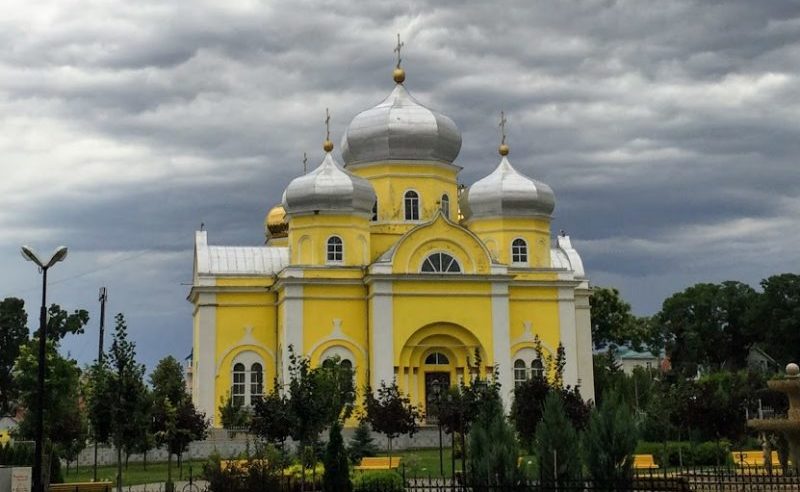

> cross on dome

[
  {"left": 303, "top": 152, "right": 308, "bottom": 174},
  {"left": 323, "top": 108, "right": 333, "bottom": 152},
  {"left": 394, "top": 33, "right": 404, "bottom": 68},
  {"left": 499, "top": 111, "right": 510, "bottom": 156},
  {"left": 393, "top": 34, "right": 406, "bottom": 84}
]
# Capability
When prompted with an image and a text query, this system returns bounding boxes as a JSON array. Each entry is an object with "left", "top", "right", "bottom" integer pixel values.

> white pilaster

[
  {"left": 558, "top": 286, "right": 580, "bottom": 389},
  {"left": 491, "top": 282, "right": 513, "bottom": 410},
  {"left": 575, "top": 284, "right": 595, "bottom": 401},
  {"left": 282, "top": 283, "right": 304, "bottom": 381},
  {"left": 195, "top": 292, "right": 216, "bottom": 425},
  {"left": 371, "top": 280, "right": 394, "bottom": 387}
]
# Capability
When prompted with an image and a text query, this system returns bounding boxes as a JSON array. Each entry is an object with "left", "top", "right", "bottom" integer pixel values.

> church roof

[{"left": 195, "top": 231, "right": 289, "bottom": 276}]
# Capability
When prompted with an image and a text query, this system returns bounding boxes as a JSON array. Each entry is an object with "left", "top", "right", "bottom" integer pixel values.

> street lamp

[{"left": 20, "top": 245, "right": 68, "bottom": 492}]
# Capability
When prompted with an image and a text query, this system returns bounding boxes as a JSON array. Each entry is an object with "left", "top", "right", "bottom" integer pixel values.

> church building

[{"left": 189, "top": 57, "right": 594, "bottom": 427}]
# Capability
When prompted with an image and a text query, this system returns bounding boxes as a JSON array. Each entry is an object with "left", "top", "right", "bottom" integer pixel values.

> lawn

[{"left": 62, "top": 460, "right": 206, "bottom": 486}]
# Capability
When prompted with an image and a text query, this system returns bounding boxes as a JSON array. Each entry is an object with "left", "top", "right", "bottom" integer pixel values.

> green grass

[{"left": 62, "top": 460, "right": 206, "bottom": 486}]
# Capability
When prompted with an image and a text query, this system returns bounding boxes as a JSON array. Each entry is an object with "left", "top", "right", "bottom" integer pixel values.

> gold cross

[
  {"left": 303, "top": 152, "right": 308, "bottom": 174},
  {"left": 394, "top": 33, "right": 404, "bottom": 68},
  {"left": 499, "top": 111, "right": 508, "bottom": 145},
  {"left": 325, "top": 108, "right": 331, "bottom": 141}
]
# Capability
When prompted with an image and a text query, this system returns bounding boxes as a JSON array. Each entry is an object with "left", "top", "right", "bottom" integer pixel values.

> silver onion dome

[
  {"left": 340, "top": 83, "right": 462, "bottom": 166},
  {"left": 460, "top": 153, "right": 555, "bottom": 220},
  {"left": 283, "top": 151, "right": 376, "bottom": 216}
]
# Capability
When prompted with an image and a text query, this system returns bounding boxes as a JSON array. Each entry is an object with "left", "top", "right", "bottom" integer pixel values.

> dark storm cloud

[{"left": 2, "top": 0, "right": 799, "bottom": 367}]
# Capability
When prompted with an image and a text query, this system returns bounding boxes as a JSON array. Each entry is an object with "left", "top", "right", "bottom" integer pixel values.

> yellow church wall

[
  {"left": 213, "top": 289, "right": 277, "bottom": 425},
  {"left": 289, "top": 215, "right": 370, "bottom": 266},
  {"left": 508, "top": 285, "right": 561, "bottom": 362},
  {"left": 466, "top": 217, "right": 552, "bottom": 267}
]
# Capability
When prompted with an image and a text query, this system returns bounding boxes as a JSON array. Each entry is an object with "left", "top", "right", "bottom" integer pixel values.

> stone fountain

[{"left": 748, "top": 362, "right": 800, "bottom": 474}]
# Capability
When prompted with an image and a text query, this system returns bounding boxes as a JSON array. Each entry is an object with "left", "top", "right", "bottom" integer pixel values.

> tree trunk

[
  {"left": 116, "top": 445, "right": 123, "bottom": 492},
  {"left": 143, "top": 449, "right": 147, "bottom": 470},
  {"left": 178, "top": 452, "right": 182, "bottom": 480},
  {"left": 387, "top": 437, "right": 393, "bottom": 468},
  {"left": 167, "top": 452, "right": 173, "bottom": 490}
]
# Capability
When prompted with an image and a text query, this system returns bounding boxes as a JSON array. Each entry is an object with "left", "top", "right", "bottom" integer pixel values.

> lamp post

[{"left": 20, "top": 245, "right": 68, "bottom": 492}]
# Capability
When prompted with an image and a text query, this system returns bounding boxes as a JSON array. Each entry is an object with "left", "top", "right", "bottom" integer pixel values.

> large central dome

[{"left": 340, "top": 77, "right": 462, "bottom": 167}]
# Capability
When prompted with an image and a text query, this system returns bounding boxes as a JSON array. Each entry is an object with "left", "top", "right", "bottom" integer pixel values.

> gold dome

[
  {"left": 265, "top": 204, "right": 288, "bottom": 238},
  {"left": 393, "top": 67, "right": 405, "bottom": 84},
  {"left": 499, "top": 143, "right": 509, "bottom": 156}
]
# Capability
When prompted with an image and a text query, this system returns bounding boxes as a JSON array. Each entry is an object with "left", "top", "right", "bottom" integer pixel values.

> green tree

[
  {"left": 250, "top": 381, "right": 292, "bottom": 450},
  {"left": 33, "top": 304, "right": 90, "bottom": 342},
  {"left": 0, "top": 297, "right": 28, "bottom": 414},
  {"left": 757, "top": 273, "right": 800, "bottom": 365},
  {"left": 468, "top": 387, "right": 519, "bottom": 488},
  {"left": 591, "top": 287, "right": 637, "bottom": 349},
  {"left": 105, "top": 313, "right": 149, "bottom": 492},
  {"left": 657, "top": 281, "right": 758, "bottom": 374},
  {"left": 583, "top": 389, "right": 638, "bottom": 489},
  {"left": 322, "top": 421, "right": 351, "bottom": 492},
  {"left": 534, "top": 393, "right": 582, "bottom": 486},
  {"left": 85, "top": 362, "right": 114, "bottom": 450},
  {"left": 347, "top": 420, "right": 377, "bottom": 465},
  {"left": 219, "top": 392, "right": 251, "bottom": 435},
  {"left": 363, "top": 379, "right": 420, "bottom": 466},
  {"left": 151, "top": 355, "right": 208, "bottom": 491}
]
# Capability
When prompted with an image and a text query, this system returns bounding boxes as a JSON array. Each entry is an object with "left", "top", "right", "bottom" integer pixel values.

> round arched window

[
  {"left": 421, "top": 252, "right": 461, "bottom": 273},
  {"left": 425, "top": 352, "right": 450, "bottom": 365}
]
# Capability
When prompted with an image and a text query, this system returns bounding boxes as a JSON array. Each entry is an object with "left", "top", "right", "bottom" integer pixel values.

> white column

[
  {"left": 282, "top": 283, "right": 304, "bottom": 380},
  {"left": 370, "top": 280, "right": 394, "bottom": 387},
  {"left": 491, "top": 282, "right": 513, "bottom": 410},
  {"left": 574, "top": 285, "right": 595, "bottom": 401},
  {"left": 558, "top": 286, "right": 579, "bottom": 389},
  {"left": 195, "top": 292, "right": 216, "bottom": 425}
]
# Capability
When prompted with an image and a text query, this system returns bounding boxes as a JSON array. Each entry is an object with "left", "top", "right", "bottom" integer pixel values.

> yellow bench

[
  {"left": 50, "top": 482, "right": 113, "bottom": 492},
  {"left": 633, "top": 454, "right": 658, "bottom": 469},
  {"left": 355, "top": 457, "right": 402, "bottom": 470},
  {"left": 732, "top": 450, "right": 781, "bottom": 468}
]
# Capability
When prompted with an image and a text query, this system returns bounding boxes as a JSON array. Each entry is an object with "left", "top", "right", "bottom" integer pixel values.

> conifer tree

[
  {"left": 322, "top": 421, "right": 351, "bottom": 492},
  {"left": 583, "top": 389, "right": 638, "bottom": 489},
  {"left": 347, "top": 420, "right": 378, "bottom": 464},
  {"left": 534, "top": 392, "right": 582, "bottom": 487},
  {"left": 468, "top": 388, "right": 519, "bottom": 488}
]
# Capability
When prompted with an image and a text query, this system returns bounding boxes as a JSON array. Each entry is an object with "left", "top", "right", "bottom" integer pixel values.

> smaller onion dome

[
  {"left": 340, "top": 68, "right": 462, "bottom": 167},
  {"left": 460, "top": 145, "right": 555, "bottom": 220},
  {"left": 264, "top": 204, "right": 288, "bottom": 239},
  {"left": 283, "top": 140, "right": 376, "bottom": 216}
]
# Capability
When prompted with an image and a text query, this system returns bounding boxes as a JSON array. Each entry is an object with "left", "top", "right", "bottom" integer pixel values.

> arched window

[
  {"left": 531, "top": 358, "right": 544, "bottom": 379},
  {"left": 326, "top": 236, "right": 343, "bottom": 263},
  {"left": 250, "top": 363, "right": 263, "bottom": 405},
  {"left": 371, "top": 201, "right": 378, "bottom": 221},
  {"left": 513, "top": 359, "right": 527, "bottom": 387},
  {"left": 404, "top": 191, "right": 419, "bottom": 221},
  {"left": 440, "top": 194, "right": 450, "bottom": 219},
  {"left": 425, "top": 352, "right": 450, "bottom": 365},
  {"left": 232, "top": 363, "right": 246, "bottom": 407},
  {"left": 340, "top": 359, "right": 353, "bottom": 370},
  {"left": 421, "top": 252, "right": 461, "bottom": 273},
  {"left": 511, "top": 238, "right": 528, "bottom": 265}
]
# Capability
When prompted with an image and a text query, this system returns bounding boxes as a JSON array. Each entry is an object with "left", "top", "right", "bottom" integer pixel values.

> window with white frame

[
  {"left": 404, "top": 191, "right": 420, "bottom": 220},
  {"left": 326, "top": 236, "right": 343, "bottom": 263},
  {"left": 250, "top": 362, "right": 263, "bottom": 405},
  {"left": 511, "top": 238, "right": 528, "bottom": 265},
  {"left": 421, "top": 252, "right": 461, "bottom": 273},
  {"left": 232, "top": 363, "right": 246, "bottom": 407},
  {"left": 531, "top": 358, "right": 544, "bottom": 378},
  {"left": 231, "top": 352, "right": 265, "bottom": 408},
  {"left": 440, "top": 194, "right": 450, "bottom": 219},
  {"left": 513, "top": 359, "right": 527, "bottom": 387}
]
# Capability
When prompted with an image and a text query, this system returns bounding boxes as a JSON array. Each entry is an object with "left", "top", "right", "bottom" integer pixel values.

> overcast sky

[{"left": 1, "top": 0, "right": 798, "bottom": 371}]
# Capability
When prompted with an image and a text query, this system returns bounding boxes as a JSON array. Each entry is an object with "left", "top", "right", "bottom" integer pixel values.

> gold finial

[
  {"left": 303, "top": 152, "right": 308, "bottom": 174},
  {"left": 498, "top": 111, "right": 509, "bottom": 156},
  {"left": 323, "top": 108, "right": 334, "bottom": 152},
  {"left": 393, "top": 33, "right": 406, "bottom": 84}
]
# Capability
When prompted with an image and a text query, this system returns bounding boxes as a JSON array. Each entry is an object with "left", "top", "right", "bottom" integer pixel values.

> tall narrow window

[
  {"left": 531, "top": 358, "right": 544, "bottom": 379},
  {"left": 511, "top": 238, "right": 528, "bottom": 265},
  {"left": 404, "top": 191, "right": 419, "bottom": 220},
  {"left": 250, "top": 363, "right": 263, "bottom": 405},
  {"left": 514, "top": 359, "right": 527, "bottom": 387},
  {"left": 421, "top": 252, "right": 461, "bottom": 273},
  {"left": 371, "top": 201, "right": 378, "bottom": 221},
  {"left": 327, "top": 236, "right": 343, "bottom": 263},
  {"left": 232, "top": 363, "right": 246, "bottom": 407},
  {"left": 440, "top": 194, "right": 450, "bottom": 219}
]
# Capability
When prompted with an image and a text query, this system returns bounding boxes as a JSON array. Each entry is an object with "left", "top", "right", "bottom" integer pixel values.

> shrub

[
  {"left": 583, "top": 389, "right": 638, "bottom": 488},
  {"left": 469, "top": 394, "right": 520, "bottom": 487},
  {"left": 353, "top": 471, "right": 404, "bottom": 492},
  {"left": 635, "top": 441, "right": 731, "bottom": 467},
  {"left": 323, "top": 421, "right": 351, "bottom": 492},
  {"left": 534, "top": 393, "right": 582, "bottom": 485}
]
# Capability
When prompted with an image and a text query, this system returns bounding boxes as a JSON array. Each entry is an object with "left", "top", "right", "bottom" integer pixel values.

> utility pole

[{"left": 93, "top": 287, "right": 107, "bottom": 482}]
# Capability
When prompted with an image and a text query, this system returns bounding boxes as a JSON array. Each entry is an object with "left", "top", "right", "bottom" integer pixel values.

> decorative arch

[
  {"left": 297, "top": 235, "right": 312, "bottom": 264},
  {"left": 385, "top": 213, "right": 494, "bottom": 274},
  {"left": 319, "top": 345, "right": 356, "bottom": 366}
]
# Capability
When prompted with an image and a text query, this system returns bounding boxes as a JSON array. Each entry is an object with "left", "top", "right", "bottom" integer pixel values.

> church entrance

[{"left": 425, "top": 372, "right": 450, "bottom": 423}]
